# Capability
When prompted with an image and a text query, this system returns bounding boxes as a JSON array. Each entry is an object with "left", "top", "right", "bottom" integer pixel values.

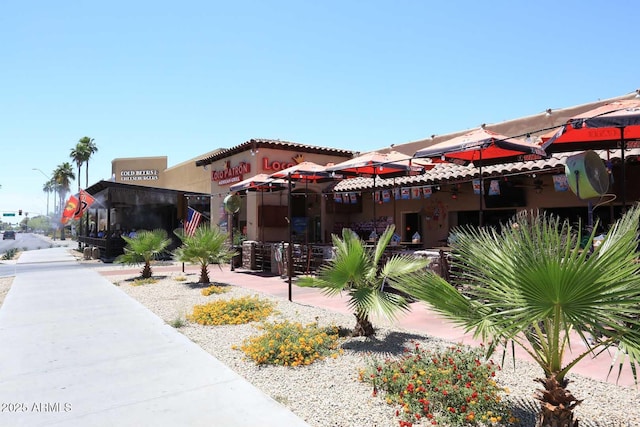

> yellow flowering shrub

[
  {"left": 188, "top": 295, "right": 273, "bottom": 325},
  {"left": 236, "top": 320, "right": 343, "bottom": 366},
  {"left": 201, "top": 285, "right": 229, "bottom": 296}
]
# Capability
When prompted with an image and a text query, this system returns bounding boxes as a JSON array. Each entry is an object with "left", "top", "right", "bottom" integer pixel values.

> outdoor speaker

[{"left": 565, "top": 150, "right": 610, "bottom": 199}]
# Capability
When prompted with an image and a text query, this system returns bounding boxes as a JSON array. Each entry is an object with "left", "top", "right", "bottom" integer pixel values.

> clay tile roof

[
  {"left": 195, "top": 138, "right": 353, "bottom": 166},
  {"left": 332, "top": 149, "right": 640, "bottom": 192}
]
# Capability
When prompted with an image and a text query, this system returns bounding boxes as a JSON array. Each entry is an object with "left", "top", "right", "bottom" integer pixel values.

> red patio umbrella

[
  {"left": 269, "top": 162, "right": 338, "bottom": 301},
  {"left": 229, "top": 173, "right": 287, "bottom": 193},
  {"left": 540, "top": 99, "right": 640, "bottom": 211},
  {"left": 414, "top": 127, "right": 547, "bottom": 226},
  {"left": 415, "top": 127, "right": 547, "bottom": 167},
  {"left": 230, "top": 174, "right": 287, "bottom": 271},
  {"left": 326, "top": 151, "right": 431, "bottom": 238},
  {"left": 326, "top": 150, "right": 425, "bottom": 178},
  {"left": 269, "top": 161, "right": 336, "bottom": 182}
]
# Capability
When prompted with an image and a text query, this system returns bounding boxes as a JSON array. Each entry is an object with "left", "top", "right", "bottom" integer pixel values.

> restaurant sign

[
  {"left": 120, "top": 169, "right": 159, "bottom": 181},
  {"left": 213, "top": 161, "right": 251, "bottom": 185},
  {"left": 261, "top": 154, "right": 305, "bottom": 171}
]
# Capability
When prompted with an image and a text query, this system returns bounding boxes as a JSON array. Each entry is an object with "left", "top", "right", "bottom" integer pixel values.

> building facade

[{"left": 103, "top": 90, "right": 640, "bottom": 251}]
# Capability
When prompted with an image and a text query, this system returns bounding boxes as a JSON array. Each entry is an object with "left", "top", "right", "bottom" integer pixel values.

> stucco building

[{"left": 99, "top": 90, "right": 640, "bottom": 253}]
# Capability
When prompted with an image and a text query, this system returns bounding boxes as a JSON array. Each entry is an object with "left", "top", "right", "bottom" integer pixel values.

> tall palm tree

[
  {"left": 78, "top": 136, "right": 98, "bottom": 188},
  {"left": 42, "top": 179, "right": 55, "bottom": 216},
  {"left": 115, "top": 229, "right": 172, "bottom": 278},
  {"left": 52, "top": 162, "right": 75, "bottom": 240},
  {"left": 394, "top": 206, "right": 640, "bottom": 427},
  {"left": 297, "top": 225, "right": 430, "bottom": 337},
  {"left": 173, "top": 226, "right": 236, "bottom": 284},
  {"left": 70, "top": 142, "right": 91, "bottom": 248},
  {"left": 70, "top": 142, "right": 91, "bottom": 189}
]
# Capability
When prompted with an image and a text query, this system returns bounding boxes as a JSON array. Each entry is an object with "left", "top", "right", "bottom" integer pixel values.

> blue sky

[{"left": 1, "top": 0, "right": 638, "bottom": 224}]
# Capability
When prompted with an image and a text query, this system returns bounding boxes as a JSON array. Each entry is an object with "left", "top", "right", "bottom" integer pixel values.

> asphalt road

[{"left": 0, "top": 233, "right": 77, "bottom": 277}]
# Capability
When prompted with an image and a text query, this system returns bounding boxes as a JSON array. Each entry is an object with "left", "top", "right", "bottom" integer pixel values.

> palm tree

[
  {"left": 394, "top": 206, "right": 640, "bottom": 427},
  {"left": 115, "top": 229, "right": 172, "bottom": 278},
  {"left": 297, "top": 225, "right": 430, "bottom": 337},
  {"left": 173, "top": 226, "right": 236, "bottom": 284},
  {"left": 70, "top": 142, "right": 91, "bottom": 248},
  {"left": 52, "top": 162, "right": 75, "bottom": 240},
  {"left": 42, "top": 179, "right": 55, "bottom": 216},
  {"left": 78, "top": 136, "right": 98, "bottom": 188},
  {"left": 70, "top": 142, "right": 90, "bottom": 187}
]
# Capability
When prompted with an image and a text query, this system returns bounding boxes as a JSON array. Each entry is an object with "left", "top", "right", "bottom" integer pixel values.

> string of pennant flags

[
  {"left": 333, "top": 174, "right": 571, "bottom": 205},
  {"left": 169, "top": 171, "right": 572, "bottom": 202},
  {"left": 334, "top": 186, "right": 436, "bottom": 204}
]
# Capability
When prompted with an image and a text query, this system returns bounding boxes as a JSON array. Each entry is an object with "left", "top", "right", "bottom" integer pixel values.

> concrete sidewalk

[{"left": 0, "top": 247, "right": 309, "bottom": 427}]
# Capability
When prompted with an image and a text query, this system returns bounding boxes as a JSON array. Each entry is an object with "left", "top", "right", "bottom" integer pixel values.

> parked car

[{"left": 3, "top": 231, "right": 16, "bottom": 240}]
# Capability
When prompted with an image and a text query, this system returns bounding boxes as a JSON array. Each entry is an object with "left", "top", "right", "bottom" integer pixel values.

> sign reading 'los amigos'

[{"left": 212, "top": 161, "right": 251, "bottom": 185}]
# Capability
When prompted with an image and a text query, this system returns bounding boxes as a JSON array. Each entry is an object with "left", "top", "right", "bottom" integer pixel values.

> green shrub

[
  {"left": 169, "top": 316, "right": 186, "bottom": 328},
  {"left": 1, "top": 248, "right": 18, "bottom": 260},
  {"left": 188, "top": 295, "right": 273, "bottom": 325},
  {"left": 132, "top": 277, "right": 157, "bottom": 286},
  {"left": 361, "top": 342, "right": 516, "bottom": 426},
  {"left": 236, "top": 320, "right": 342, "bottom": 366}
]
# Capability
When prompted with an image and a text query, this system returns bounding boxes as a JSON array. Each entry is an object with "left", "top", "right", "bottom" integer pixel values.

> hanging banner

[
  {"left": 382, "top": 190, "right": 391, "bottom": 203},
  {"left": 422, "top": 186, "right": 432, "bottom": 198},
  {"left": 553, "top": 174, "right": 569, "bottom": 192},
  {"left": 393, "top": 188, "right": 400, "bottom": 200},
  {"left": 401, "top": 188, "right": 410, "bottom": 200},
  {"left": 349, "top": 193, "right": 357, "bottom": 204},
  {"left": 488, "top": 180, "right": 501, "bottom": 196},
  {"left": 472, "top": 179, "right": 482, "bottom": 195},
  {"left": 342, "top": 193, "right": 350, "bottom": 203},
  {"left": 411, "top": 187, "right": 421, "bottom": 199},
  {"left": 374, "top": 191, "right": 381, "bottom": 203},
  {"left": 334, "top": 193, "right": 343, "bottom": 203}
]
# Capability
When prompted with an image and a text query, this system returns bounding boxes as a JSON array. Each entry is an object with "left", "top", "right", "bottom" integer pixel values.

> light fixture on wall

[
  {"left": 450, "top": 185, "right": 459, "bottom": 200},
  {"left": 250, "top": 141, "right": 259, "bottom": 156},
  {"left": 545, "top": 108, "right": 553, "bottom": 117},
  {"left": 635, "top": 89, "right": 640, "bottom": 99}
]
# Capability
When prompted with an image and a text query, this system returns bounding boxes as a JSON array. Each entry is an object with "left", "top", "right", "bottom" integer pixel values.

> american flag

[{"left": 184, "top": 207, "right": 202, "bottom": 236}]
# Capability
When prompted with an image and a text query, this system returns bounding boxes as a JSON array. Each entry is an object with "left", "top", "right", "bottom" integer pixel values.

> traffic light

[{"left": 18, "top": 209, "right": 22, "bottom": 215}]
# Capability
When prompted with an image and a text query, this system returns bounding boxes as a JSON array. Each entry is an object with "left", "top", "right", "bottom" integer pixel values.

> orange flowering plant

[{"left": 361, "top": 342, "right": 516, "bottom": 426}]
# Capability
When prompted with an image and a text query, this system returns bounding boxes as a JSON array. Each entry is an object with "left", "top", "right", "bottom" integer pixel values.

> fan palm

[
  {"left": 115, "top": 229, "right": 172, "bottom": 278},
  {"left": 393, "top": 206, "right": 640, "bottom": 427},
  {"left": 173, "top": 226, "right": 236, "bottom": 284},
  {"left": 297, "top": 225, "right": 430, "bottom": 337}
]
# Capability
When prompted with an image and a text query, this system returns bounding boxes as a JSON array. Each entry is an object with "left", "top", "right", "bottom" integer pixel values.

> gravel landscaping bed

[{"left": 110, "top": 270, "right": 639, "bottom": 427}]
